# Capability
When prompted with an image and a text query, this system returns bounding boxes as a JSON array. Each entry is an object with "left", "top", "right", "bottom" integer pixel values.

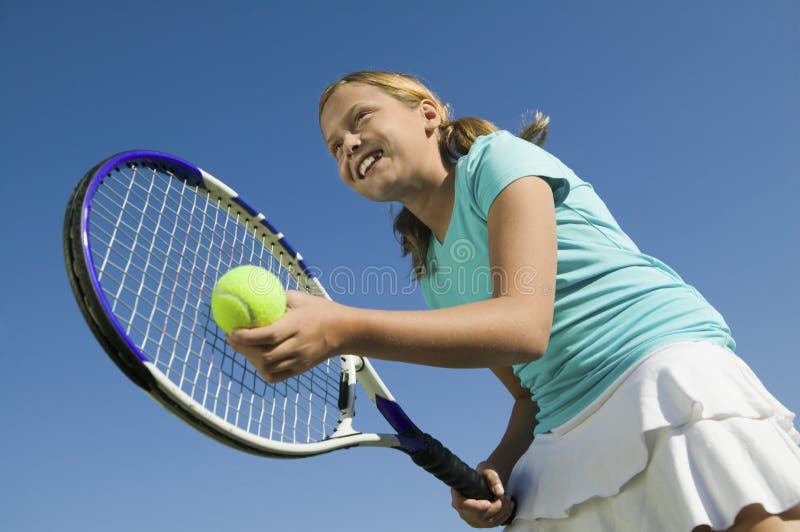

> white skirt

[{"left": 505, "top": 341, "right": 800, "bottom": 532}]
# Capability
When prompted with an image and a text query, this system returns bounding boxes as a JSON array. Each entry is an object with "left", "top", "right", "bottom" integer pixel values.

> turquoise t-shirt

[{"left": 420, "top": 131, "right": 735, "bottom": 434}]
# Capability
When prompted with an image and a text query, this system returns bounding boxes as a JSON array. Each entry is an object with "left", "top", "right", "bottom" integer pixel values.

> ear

[{"left": 419, "top": 99, "right": 443, "bottom": 131}]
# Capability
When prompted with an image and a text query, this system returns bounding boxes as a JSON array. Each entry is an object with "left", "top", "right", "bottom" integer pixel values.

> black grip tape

[{"left": 410, "top": 433, "right": 493, "bottom": 500}]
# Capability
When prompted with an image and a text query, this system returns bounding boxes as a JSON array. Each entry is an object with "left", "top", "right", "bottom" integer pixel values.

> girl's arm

[
  {"left": 484, "top": 366, "right": 539, "bottom": 483},
  {"left": 451, "top": 366, "right": 538, "bottom": 527},
  {"left": 229, "top": 176, "right": 557, "bottom": 380}
]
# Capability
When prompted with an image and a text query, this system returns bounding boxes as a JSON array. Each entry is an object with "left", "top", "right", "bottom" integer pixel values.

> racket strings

[{"left": 87, "top": 163, "right": 342, "bottom": 444}]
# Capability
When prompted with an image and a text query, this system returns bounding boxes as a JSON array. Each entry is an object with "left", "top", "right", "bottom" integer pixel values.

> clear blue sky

[{"left": 1, "top": 1, "right": 798, "bottom": 531}]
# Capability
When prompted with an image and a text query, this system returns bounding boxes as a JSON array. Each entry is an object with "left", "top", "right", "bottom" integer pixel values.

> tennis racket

[{"left": 63, "top": 150, "right": 492, "bottom": 500}]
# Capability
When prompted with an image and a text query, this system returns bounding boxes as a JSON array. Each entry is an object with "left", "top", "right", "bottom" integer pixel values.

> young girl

[{"left": 228, "top": 71, "right": 800, "bottom": 531}]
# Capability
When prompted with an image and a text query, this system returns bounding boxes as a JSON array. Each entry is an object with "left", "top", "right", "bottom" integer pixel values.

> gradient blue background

[{"left": 1, "top": 1, "right": 798, "bottom": 531}]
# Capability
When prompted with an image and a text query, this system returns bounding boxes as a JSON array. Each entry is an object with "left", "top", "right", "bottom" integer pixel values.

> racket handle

[{"left": 411, "top": 433, "right": 493, "bottom": 500}]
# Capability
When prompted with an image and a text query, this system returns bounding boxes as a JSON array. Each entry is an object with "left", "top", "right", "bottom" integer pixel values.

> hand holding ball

[{"left": 211, "top": 265, "right": 286, "bottom": 333}]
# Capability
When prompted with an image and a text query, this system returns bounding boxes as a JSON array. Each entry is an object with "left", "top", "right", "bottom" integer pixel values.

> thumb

[
  {"left": 481, "top": 468, "right": 505, "bottom": 498},
  {"left": 285, "top": 289, "right": 304, "bottom": 308}
]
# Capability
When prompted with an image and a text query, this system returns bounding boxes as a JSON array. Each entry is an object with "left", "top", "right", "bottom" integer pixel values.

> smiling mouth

[{"left": 358, "top": 150, "right": 383, "bottom": 179}]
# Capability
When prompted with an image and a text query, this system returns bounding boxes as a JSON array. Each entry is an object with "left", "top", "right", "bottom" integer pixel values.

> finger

[
  {"left": 489, "top": 495, "right": 515, "bottom": 524},
  {"left": 261, "top": 369, "right": 296, "bottom": 384},
  {"left": 224, "top": 337, "right": 292, "bottom": 380},
  {"left": 457, "top": 497, "right": 494, "bottom": 514},
  {"left": 453, "top": 498, "right": 503, "bottom": 529},
  {"left": 260, "top": 338, "right": 321, "bottom": 374},
  {"left": 225, "top": 342, "right": 267, "bottom": 368},
  {"left": 227, "top": 328, "right": 277, "bottom": 346},
  {"left": 479, "top": 496, "right": 512, "bottom": 524},
  {"left": 228, "top": 328, "right": 301, "bottom": 363},
  {"left": 450, "top": 488, "right": 466, "bottom": 507},
  {"left": 261, "top": 354, "right": 311, "bottom": 380},
  {"left": 227, "top": 322, "right": 291, "bottom": 346},
  {"left": 480, "top": 468, "right": 505, "bottom": 498},
  {"left": 502, "top": 497, "right": 517, "bottom": 525},
  {"left": 496, "top": 496, "right": 517, "bottom": 524}
]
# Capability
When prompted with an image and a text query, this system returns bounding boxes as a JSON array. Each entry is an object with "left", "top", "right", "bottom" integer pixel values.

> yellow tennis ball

[{"left": 211, "top": 265, "right": 286, "bottom": 334}]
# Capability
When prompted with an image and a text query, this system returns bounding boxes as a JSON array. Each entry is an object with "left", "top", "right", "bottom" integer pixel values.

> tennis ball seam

[{"left": 214, "top": 291, "right": 255, "bottom": 327}]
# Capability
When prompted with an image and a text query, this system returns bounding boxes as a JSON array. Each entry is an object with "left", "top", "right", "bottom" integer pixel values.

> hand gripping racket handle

[{"left": 411, "top": 433, "right": 493, "bottom": 500}]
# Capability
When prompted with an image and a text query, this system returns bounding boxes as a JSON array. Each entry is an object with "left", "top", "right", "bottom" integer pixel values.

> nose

[{"left": 343, "top": 131, "right": 360, "bottom": 155}]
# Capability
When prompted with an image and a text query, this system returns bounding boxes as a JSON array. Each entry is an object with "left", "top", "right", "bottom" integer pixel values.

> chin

[
  {"left": 360, "top": 180, "right": 400, "bottom": 203},
  {"left": 362, "top": 192, "right": 395, "bottom": 203}
]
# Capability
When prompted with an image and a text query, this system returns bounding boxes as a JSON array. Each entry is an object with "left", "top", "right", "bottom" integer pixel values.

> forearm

[
  {"left": 486, "top": 397, "right": 539, "bottom": 483},
  {"left": 339, "top": 296, "right": 549, "bottom": 369}
]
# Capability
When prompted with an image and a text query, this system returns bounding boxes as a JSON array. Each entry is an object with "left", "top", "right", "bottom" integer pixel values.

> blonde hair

[{"left": 319, "top": 71, "right": 549, "bottom": 279}]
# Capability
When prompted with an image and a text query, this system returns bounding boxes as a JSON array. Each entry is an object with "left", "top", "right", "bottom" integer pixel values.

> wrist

[
  {"left": 330, "top": 303, "right": 364, "bottom": 354},
  {"left": 483, "top": 457, "right": 513, "bottom": 484}
]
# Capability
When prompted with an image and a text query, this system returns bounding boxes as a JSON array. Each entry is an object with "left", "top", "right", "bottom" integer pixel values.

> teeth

[{"left": 359, "top": 151, "right": 382, "bottom": 177}]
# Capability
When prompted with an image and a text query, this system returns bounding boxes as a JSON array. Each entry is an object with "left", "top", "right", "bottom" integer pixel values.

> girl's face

[{"left": 319, "top": 83, "right": 444, "bottom": 203}]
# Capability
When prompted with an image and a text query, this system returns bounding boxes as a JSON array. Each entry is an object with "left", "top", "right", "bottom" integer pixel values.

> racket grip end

[{"left": 410, "top": 433, "right": 493, "bottom": 500}]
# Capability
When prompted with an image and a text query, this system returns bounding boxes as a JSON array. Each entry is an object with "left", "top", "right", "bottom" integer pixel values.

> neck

[{"left": 402, "top": 165, "right": 455, "bottom": 245}]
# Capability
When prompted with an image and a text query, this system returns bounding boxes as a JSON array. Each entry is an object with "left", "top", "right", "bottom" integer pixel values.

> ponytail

[{"left": 396, "top": 113, "right": 550, "bottom": 279}]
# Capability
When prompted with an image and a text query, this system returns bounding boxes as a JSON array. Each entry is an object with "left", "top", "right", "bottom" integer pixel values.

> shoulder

[
  {"left": 458, "top": 130, "right": 572, "bottom": 213},
  {"left": 462, "top": 130, "right": 545, "bottom": 164}
]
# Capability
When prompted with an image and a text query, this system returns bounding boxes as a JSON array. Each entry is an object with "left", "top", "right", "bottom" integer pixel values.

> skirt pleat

[{"left": 505, "top": 341, "right": 800, "bottom": 532}]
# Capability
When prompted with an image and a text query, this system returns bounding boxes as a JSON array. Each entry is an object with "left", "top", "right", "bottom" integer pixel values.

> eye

[
  {"left": 355, "top": 110, "right": 370, "bottom": 125},
  {"left": 331, "top": 142, "right": 343, "bottom": 157}
]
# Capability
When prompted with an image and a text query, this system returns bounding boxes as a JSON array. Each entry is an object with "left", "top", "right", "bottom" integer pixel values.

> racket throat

[
  {"left": 375, "top": 395, "right": 427, "bottom": 454},
  {"left": 329, "top": 417, "right": 359, "bottom": 438},
  {"left": 331, "top": 364, "right": 359, "bottom": 439}
]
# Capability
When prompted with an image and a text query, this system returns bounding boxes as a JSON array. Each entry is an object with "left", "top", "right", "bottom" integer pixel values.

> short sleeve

[{"left": 460, "top": 131, "right": 571, "bottom": 217}]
